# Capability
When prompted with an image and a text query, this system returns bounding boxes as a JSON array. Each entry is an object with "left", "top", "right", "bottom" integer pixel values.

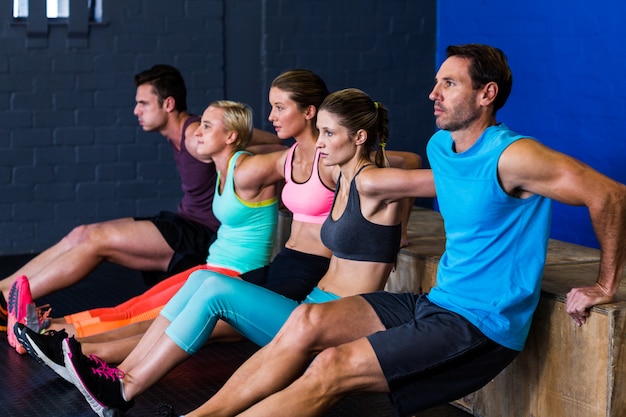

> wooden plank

[
  {"left": 404, "top": 207, "right": 446, "bottom": 239},
  {"left": 459, "top": 263, "right": 626, "bottom": 417},
  {"left": 471, "top": 296, "right": 610, "bottom": 416},
  {"left": 545, "top": 239, "right": 600, "bottom": 266},
  {"left": 385, "top": 237, "right": 445, "bottom": 293}
]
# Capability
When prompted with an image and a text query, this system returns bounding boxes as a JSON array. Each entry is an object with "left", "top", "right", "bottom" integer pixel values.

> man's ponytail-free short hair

[{"left": 134, "top": 64, "right": 188, "bottom": 112}]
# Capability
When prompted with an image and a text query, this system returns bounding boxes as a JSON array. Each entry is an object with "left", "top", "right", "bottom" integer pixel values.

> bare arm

[
  {"left": 233, "top": 150, "right": 288, "bottom": 201},
  {"left": 499, "top": 139, "right": 626, "bottom": 325},
  {"left": 359, "top": 167, "right": 436, "bottom": 203}
]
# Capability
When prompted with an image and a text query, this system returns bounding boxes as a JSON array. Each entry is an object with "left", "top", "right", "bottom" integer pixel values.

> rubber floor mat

[{"left": 1, "top": 255, "right": 467, "bottom": 417}]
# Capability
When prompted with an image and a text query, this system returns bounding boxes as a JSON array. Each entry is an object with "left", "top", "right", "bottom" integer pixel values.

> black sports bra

[{"left": 320, "top": 165, "right": 401, "bottom": 263}]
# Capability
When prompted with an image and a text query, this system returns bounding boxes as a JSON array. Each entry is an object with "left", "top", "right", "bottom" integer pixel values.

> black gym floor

[{"left": 2, "top": 255, "right": 470, "bottom": 417}]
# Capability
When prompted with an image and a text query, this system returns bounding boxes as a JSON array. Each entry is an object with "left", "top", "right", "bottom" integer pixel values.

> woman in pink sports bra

[{"left": 241, "top": 69, "right": 337, "bottom": 279}]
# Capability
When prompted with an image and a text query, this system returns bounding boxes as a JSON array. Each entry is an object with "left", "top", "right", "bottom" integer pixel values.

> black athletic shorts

[
  {"left": 361, "top": 292, "right": 519, "bottom": 417},
  {"left": 135, "top": 211, "right": 217, "bottom": 286},
  {"left": 243, "top": 247, "right": 330, "bottom": 302}
]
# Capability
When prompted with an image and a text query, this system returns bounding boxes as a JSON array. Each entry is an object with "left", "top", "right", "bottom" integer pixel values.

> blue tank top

[
  {"left": 426, "top": 124, "right": 552, "bottom": 351},
  {"left": 208, "top": 151, "right": 278, "bottom": 273},
  {"left": 321, "top": 165, "right": 401, "bottom": 263}
]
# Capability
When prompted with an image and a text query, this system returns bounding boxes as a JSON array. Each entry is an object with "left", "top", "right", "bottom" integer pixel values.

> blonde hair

[{"left": 209, "top": 100, "right": 254, "bottom": 151}]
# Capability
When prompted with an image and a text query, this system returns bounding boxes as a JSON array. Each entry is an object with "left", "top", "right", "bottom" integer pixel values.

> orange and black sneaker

[{"left": 0, "top": 291, "right": 7, "bottom": 332}]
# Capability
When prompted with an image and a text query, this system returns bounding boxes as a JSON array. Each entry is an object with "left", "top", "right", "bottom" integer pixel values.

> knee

[
  {"left": 185, "top": 270, "right": 211, "bottom": 289},
  {"left": 288, "top": 303, "right": 333, "bottom": 330},
  {"left": 62, "top": 224, "right": 95, "bottom": 247},
  {"left": 194, "top": 272, "right": 239, "bottom": 297},
  {"left": 182, "top": 272, "right": 240, "bottom": 308},
  {"left": 276, "top": 304, "right": 330, "bottom": 348},
  {"left": 299, "top": 346, "right": 353, "bottom": 396},
  {"left": 59, "top": 221, "right": 125, "bottom": 254}
]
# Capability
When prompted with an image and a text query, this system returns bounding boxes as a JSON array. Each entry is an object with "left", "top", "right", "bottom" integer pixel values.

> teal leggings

[{"left": 161, "top": 270, "right": 339, "bottom": 354}]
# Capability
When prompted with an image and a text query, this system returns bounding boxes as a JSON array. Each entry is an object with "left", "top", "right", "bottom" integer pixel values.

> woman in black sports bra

[{"left": 313, "top": 88, "right": 405, "bottom": 296}]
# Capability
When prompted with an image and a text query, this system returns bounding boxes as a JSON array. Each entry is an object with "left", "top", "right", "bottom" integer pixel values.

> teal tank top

[
  {"left": 207, "top": 151, "right": 278, "bottom": 273},
  {"left": 426, "top": 124, "right": 552, "bottom": 351}
]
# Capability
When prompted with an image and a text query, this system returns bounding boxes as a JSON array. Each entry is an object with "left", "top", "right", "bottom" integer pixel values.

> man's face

[
  {"left": 133, "top": 84, "right": 168, "bottom": 132},
  {"left": 428, "top": 56, "right": 483, "bottom": 132}
]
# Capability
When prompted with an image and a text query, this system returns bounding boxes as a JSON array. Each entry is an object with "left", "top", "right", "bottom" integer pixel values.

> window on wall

[
  {"left": 12, "top": 0, "right": 105, "bottom": 48},
  {"left": 13, "top": 0, "right": 103, "bottom": 22}
]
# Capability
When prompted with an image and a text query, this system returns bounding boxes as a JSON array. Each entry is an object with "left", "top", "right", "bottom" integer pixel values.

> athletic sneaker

[
  {"left": 62, "top": 337, "right": 134, "bottom": 417},
  {"left": 7, "top": 275, "right": 34, "bottom": 354},
  {"left": 0, "top": 291, "right": 7, "bottom": 332},
  {"left": 13, "top": 322, "right": 72, "bottom": 383}
]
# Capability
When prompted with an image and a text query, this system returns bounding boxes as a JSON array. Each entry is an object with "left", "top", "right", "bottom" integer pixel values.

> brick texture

[{"left": 0, "top": 0, "right": 436, "bottom": 254}]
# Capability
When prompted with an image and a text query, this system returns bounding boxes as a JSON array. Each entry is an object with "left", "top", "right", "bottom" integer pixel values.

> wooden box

[
  {"left": 455, "top": 262, "right": 626, "bottom": 417},
  {"left": 392, "top": 208, "right": 625, "bottom": 417}
]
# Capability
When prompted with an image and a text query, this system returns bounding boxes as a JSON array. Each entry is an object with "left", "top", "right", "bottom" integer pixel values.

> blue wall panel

[{"left": 437, "top": 0, "right": 626, "bottom": 248}]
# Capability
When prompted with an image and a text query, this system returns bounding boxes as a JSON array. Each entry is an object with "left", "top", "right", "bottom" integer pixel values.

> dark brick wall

[{"left": 0, "top": 0, "right": 436, "bottom": 254}]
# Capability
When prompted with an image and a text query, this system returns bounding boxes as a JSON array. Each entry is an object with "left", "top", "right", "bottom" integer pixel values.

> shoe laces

[
  {"left": 25, "top": 303, "right": 52, "bottom": 332},
  {"left": 42, "top": 328, "right": 68, "bottom": 339},
  {"left": 87, "top": 354, "right": 126, "bottom": 381}
]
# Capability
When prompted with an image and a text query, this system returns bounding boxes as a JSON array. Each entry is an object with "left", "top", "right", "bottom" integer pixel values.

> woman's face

[
  {"left": 268, "top": 87, "right": 310, "bottom": 140},
  {"left": 315, "top": 109, "right": 356, "bottom": 167},
  {"left": 194, "top": 105, "right": 230, "bottom": 158}
]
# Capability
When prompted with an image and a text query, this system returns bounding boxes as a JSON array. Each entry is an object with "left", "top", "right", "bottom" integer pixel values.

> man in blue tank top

[{"left": 189, "top": 44, "right": 626, "bottom": 417}]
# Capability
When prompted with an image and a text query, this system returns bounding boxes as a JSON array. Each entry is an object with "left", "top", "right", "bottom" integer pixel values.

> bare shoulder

[
  {"left": 499, "top": 138, "right": 621, "bottom": 203},
  {"left": 237, "top": 148, "right": 287, "bottom": 185}
]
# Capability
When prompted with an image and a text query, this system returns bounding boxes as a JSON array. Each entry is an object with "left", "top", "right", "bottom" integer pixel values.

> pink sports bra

[{"left": 282, "top": 143, "right": 335, "bottom": 224}]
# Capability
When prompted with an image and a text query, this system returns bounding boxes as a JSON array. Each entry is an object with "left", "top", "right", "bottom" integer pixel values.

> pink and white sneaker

[{"left": 7, "top": 275, "right": 34, "bottom": 354}]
